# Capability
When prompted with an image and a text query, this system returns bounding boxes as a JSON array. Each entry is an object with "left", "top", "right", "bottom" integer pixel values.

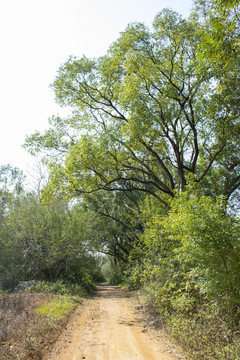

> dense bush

[
  {"left": 27, "top": 279, "right": 96, "bottom": 295},
  {"left": 109, "top": 264, "right": 127, "bottom": 285},
  {"left": 127, "top": 191, "right": 240, "bottom": 359},
  {"left": 0, "top": 193, "right": 104, "bottom": 291},
  {"left": 167, "top": 304, "right": 240, "bottom": 360}
]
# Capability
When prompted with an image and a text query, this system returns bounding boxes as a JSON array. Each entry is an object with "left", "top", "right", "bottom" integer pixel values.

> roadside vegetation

[
  {"left": 124, "top": 192, "right": 240, "bottom": 359},
  {"left": 0, "top": 281, "right": 88, "bottom": 360},
  {"left": 0, "top": 0, "right": 239, "bottom": 359}
]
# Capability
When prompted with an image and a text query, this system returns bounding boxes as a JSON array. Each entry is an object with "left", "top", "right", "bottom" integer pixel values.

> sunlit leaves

[
  {"left": 165, "top": 192, "right": 240, "bottom": 306},
  {"left": 24, "top": 8, "right": 239, "bottom": 204}
]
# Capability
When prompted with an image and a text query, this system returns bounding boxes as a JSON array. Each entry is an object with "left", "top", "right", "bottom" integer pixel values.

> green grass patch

[{"left": 36, "top": 295, "right": 82, "bottom": 320}]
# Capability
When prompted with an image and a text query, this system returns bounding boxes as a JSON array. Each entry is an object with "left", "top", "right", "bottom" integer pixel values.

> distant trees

[
  {"left": 0, "top": 164, "right": 24, "bottom": 214},
  {"left": 0, "top": 172, "right": 102, "bottom": 289}
]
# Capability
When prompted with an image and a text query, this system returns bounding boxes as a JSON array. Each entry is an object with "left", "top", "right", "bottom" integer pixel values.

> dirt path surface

[{"left": 46, "top": 284, "right": 183, "bottom": 360}]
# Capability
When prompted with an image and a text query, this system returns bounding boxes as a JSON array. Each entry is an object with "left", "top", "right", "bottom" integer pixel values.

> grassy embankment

[{"left": 0, "top": 281, "right": 93, "bottom": 360}]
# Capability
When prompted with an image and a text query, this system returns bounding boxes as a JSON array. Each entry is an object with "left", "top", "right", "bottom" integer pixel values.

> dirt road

[{"left": 47, "top": 284, "right": 183, "bottom": 360}]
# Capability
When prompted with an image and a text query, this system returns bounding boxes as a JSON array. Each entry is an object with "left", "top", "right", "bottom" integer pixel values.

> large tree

[
  {"left": 24, "top": 9, "right": 239, "bottom": 206},
  {"left": 192, "top": 0, "right": 240, "bottom": 201}
]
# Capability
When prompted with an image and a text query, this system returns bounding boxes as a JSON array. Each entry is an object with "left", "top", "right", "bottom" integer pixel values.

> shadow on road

[{"left": 94, "top": 283, "right": 132, "bottom": 299}]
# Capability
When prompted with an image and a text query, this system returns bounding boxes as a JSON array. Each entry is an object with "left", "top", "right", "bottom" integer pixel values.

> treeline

[
  {"left": 1, "top": 0, "right": 240, "bottom": 358},
  {"left": 0, "top": 164, "right": 105, "bottom": 290}
]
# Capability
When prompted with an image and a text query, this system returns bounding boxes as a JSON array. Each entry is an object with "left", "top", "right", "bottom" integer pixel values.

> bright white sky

[{"left": 0, "top": 0, "right": 193, "bottom": 181}]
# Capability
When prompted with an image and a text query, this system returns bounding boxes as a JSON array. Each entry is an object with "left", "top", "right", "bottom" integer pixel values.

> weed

[
  {"left": 0, "top": 286, "right": 84, "bottom": 360},
  {"left": 37, "top": 295, "right": 82, "bottom": 321},
  {"left": 25, "top": 334, "right": 37, "bottom": 348},
  {"left": 166, "top": 303, "right": 240, "bottom": 360}
]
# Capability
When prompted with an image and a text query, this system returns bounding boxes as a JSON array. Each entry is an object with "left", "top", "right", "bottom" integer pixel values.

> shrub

[
  {"left": 167, "top": 303, "right": 240, "bottom": 360},
  {"left": 109, "top": 264, "right": 126, "bottom": 285},
  {"left": 27, "top": 279, "right": 93, "bottom": 295}
]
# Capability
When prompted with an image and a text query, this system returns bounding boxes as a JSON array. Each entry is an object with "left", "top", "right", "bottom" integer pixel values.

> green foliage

[
  {"left": 0, "top": 164, "right": 25, "bottom": 195},
  {"left": 24, "top": 8, "right": 238, "bottom": 208},
  {"left": 7, "top": 5, "right": 240, "bottom": 359},
  {"left": 127, "top": 188, "right": 240, "bottom": 358},
  {"left": 36, "top": 295, "right": 81, "bottom": 320},
  {"left": 90, "top": 268, "right": 106, "bottom": 283},
  {"left": 167, "top": 303, "right": 240, "bottom": 360},
  {"left": 0, "top": 192, "right": 101, "bottom": 290},
  {"left": 109, "top": 264, "right": 127, "bottom": 285},
  {"left": 79, "top": 191, "right": 144, "bottom": 263},
  {"left": 136, "top": 191, "right": 240, "bottom": 311},
  {"left": 101, "top": 260, "right": 112, "bottom": 281},
  {"left": 0, "top": 164, "right": 25, "bottom": 224},
  {"left": 167, "top": 192, "right": 240, "bottom": 309},
  {"left": 27, "top": 280, "right": 92, "bottom": 295}
]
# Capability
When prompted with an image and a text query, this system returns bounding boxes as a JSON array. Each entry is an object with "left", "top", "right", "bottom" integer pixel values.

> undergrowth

[
  {"left": 166, "top": 303, "right": 240, "bottom": 360},
  {"left": 37, "top": 294, "right": 82, "bottom": 320},
  {"left": 27, "top": 278, "right": 96, "bottom": 295},
  {"left": 0, "top": 280, "right": 89, "bottom": 360},
  {"left": 137, "top": 287, "right": 240, "bottom": 360}
]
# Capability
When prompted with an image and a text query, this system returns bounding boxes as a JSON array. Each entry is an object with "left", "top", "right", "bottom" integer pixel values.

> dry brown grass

[{"left": 0, "top": 292, "right": 70, "bottom": 360}]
